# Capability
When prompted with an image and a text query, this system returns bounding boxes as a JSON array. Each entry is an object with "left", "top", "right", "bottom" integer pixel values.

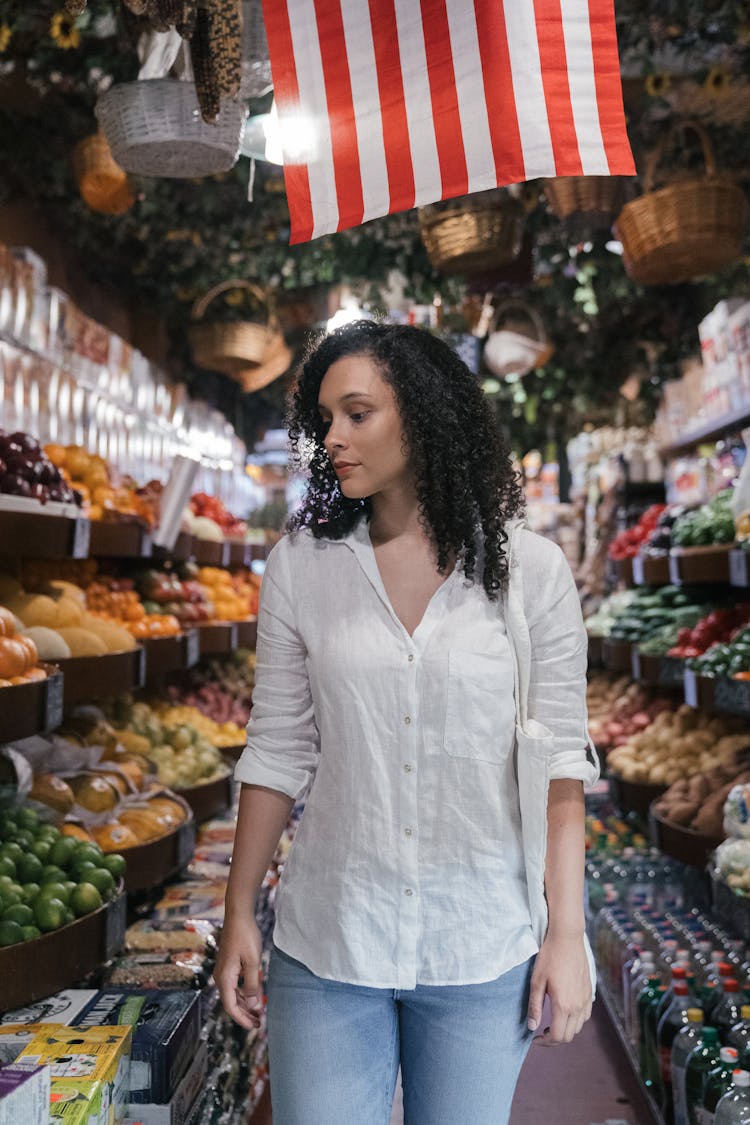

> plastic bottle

[
  {"left": 715, "top": 1069, "right": 750, "bottom": 1124},
  {"left": 661, "top": 982, "right": 700, "bottom": 1122},
  {"left": 629, "top": 953, "right": 658, "bottom": 1048},
  {"left": 641, "top": 982, "right": 668, "bottom": 1090},
  {"left": 671, "top": 1009, "right": 704, "bottom": 1125},
  {"left": 686, "top": 1027, "right": 722, "bottom": 1125},
  {"left": 715, "top": 982, "right": 744, "bottom": 1046},
  {"left": 728, "top": 1008, "right": 750, "bottom": 1059},
  {"left": 702, "top": 1048, "right": 740, "bottom": 1124}
]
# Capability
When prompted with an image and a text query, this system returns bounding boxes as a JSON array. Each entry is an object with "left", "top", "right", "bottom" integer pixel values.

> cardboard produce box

[
  {"left": 0, "top": 1064, "right": 49, "bottom": 1125},
  {"left": 77, "top": 991, "right": 202, "bottom": 1104},
  {"left": 49, "top": 1078, "right": 106, "bottom": 1125},
  {"left": 123, "top": 1042, "right": 207, "bottom": 1125},
  {"left": 0, "top": 991, "right": 98, "bottom": 1028},
  {"left": 0, "top": 1023, "right": 61, "bottom": 1065},
  {"left": 17, "top": 1024, "right": 132, "bottom": 1125}
]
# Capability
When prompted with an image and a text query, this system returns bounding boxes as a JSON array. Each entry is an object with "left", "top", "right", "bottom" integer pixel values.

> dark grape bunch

[{"left": 0, "top": 429, "right": 82, "bottom": 506}]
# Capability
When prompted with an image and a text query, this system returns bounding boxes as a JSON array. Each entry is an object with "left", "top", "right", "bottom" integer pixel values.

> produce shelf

[
  {"left": 730, "top": 549, "right": 750, "bottom": 588},
  {"left": 197, "top": 622, "right": 239, "bottom": 657},
  {"left": 660, "top": 402, "right": 750, "bottom": 457},
  {"left": 152, "top": 531, "right": 194, "bottom": 564},
  {"left": 668, "top": 544, "right": 733, "bottom": 585},
  {"left": 658, "top": 655, "right": 686, "bottom": 690},
  {"left": 0, "top": 667, "right": 63, "bottom": 742},
  {"left": 602, "top": 637, "right": 633, "bottom": 672},
  {"left": 608, "top": 773, "right": 668, "bottom": 820},
  {"left": 179, "top": 770, "right": 234, "bottom": 823},
  {"left": 632, "top": 553, "right": 670, "bottom": 587},
  {"left": 143, "top": 631, "right": 201, "bottom": 683},
  {"left": 710, "top": 870, "right": 750, "bottom": 943},
  {"left": 631, "top": 649, "right": 662, "bottom": 685},
  {"left": 712, "top": 676, "right": 750, "bottom": 719},
  {"left": 193, "top": 538, "right": 231, "bottom": 568},
  {"left": 88, "top": 519, "right": 153, "bottom": 558},
  {"left": 220, "top": 744, "right": 245, "bottom": 765},
  {"left": 227, "top": 540, "right": 252, "bottom": 568},
  {"left": 0, "top": 509, "right": 90, "bottom": 559},
  {"left": 123, "top": 818, "right": 197, "bottom": 894},
  {"left": 58, "top": 647, "right": 146, "bottom": 707},
  {"left": 0, "top": 887, "right": 126, "bottom": 1013},
  {"left": 615, "top": 558, "right": 635, "bottom": 587},
  {"left": 235, "top": 618, "right": 258, "bottom": 649},
  {"left": 649, "top": 806, "right": 724, "bottom": 869},
  {"left": 588, "top": 635, "right": 604, "bottom": 668},
  {"left": 683, "top": 668, "right": 716, "bottom": 711}
]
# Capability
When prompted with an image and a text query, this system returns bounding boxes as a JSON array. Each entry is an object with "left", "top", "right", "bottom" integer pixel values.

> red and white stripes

[{"left": 261, "top": 0, "right": 635, "bottom": 244}]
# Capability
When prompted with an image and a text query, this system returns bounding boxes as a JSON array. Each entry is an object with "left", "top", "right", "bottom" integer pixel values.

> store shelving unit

[
  {"left": 660, "top": 402, "right": 750, "bottom": 458},
  {"left": 596, "top": 976, "right": 664, "bottom": 1125}
]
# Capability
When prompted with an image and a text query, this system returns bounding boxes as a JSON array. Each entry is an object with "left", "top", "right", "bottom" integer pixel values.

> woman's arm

[
  {"left": 527, "top": 779, "right": 592, "bottom": 1044},
  {"left": 215, "top": 783, "right": 295, "bottom": 1030}
]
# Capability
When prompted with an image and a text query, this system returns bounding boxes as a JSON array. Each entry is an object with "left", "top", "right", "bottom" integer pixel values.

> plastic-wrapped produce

[
  {"left": 715, "top": 838, "right": 750, "bottom": 888},
  {"left": 725, "top": 785, "right": 750, "bottom": 840}
]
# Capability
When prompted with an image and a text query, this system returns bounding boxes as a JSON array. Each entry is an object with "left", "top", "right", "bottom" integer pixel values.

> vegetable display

[
  {"left": 606, "top": 704, "right": 748, "bottom": 786},
  {"left": 686, "top": 626, "right": 750, "bottom": 680},
  {"left": 671, "top": 489, "right": 736, "bottom": 548},
  {"left": 587, "top": 673, "right": 673, "bottom": 751},
  {"left": 668, "top": 607, "right": 750, "bottom": 661},
  {"left": 607, "top": 586, "right": 708, "bottom": 648},
  {"left": 608, "top": 505, "right": 666, "bottom": 561}
]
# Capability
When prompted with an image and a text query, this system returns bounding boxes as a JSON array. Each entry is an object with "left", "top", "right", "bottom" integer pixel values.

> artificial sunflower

[
  {"left": 224, "top": 289, "right": 245, "bottom": 306},
  {"left": 0, "top": 24, "right": 11, "bottom": 52},
  {"left": 704, "top": 66, "right": 731, "bottom": 96},
  {"left": 49, "top": 11, "right": 81, "bottom": 49},
  {"left": 644, "top": 72, "right": 671, "bottom": 97}
]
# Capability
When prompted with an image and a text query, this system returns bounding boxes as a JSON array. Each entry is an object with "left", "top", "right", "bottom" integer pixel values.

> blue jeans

[{"left": 266, "top": 944, "right": 536, "bottom": 1125}]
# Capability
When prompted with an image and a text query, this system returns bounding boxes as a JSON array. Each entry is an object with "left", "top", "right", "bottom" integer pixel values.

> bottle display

[
  {"left": 701, "top": 1048, "right": 740, "bottom": 1125},
  {"left": 673, "top": 1010, "right": 705, "bottom": 1125},
  {"left": 686, "top": 1027, "right": 722, "bottom": 1125},
  {"left": 715, "top": 1070, "right": 750, "bottom": 1124},
  {"left": 661, "top": 981, "right": 700, "bottom": 1119}
]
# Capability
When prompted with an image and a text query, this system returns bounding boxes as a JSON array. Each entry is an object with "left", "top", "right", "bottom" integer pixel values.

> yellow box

[
  {"left": 18, "top": 1025, "right": 131, "bottom": 1125},
  {"left": 50, "top": 1078, "right": 106, "bottom": 1125}
]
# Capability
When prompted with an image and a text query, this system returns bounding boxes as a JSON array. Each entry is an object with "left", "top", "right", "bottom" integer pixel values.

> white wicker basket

[
  {"left": 240, "top": 0, "right": 273, "bottom": 98},
  {"left": 95, "top": 79, "right": 245, "bottom": 179}
]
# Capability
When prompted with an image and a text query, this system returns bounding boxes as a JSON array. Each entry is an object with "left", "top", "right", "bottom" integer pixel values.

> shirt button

[
  {"left": 404, "top": 716, "right": 411, "bottom": 725},
  {"left": 404, "top": 764, "right": 413, "bottom": 773},
  {"left": 404, "top": 888, "right": 414, "bottom": 897},
  {"left": 404, "top": 828, "right": 413, "bottom": 837},
  {"left": 408, "top": 654, "right": 414, "bottom": 662}
]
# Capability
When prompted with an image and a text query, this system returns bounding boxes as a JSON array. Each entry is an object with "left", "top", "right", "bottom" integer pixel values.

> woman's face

[{"left": 317, "top": 354, "right": 412, "bottom": 500}]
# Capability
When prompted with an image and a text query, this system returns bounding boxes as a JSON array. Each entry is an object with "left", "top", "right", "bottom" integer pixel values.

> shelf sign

[
  {"left": 71, "top": 518, "right": 91, "bottom": 559},
  {"left": 714, "top": 677, "right": 750, "bottom": 718},
  {"left": 185, "top": 630, "right": 201, "bottom": 668},
  {"left": 632, "top": 556, "right": 646, "bottom": 586},
  {"left": 730, "top": 549, "right": 750, "bottom": 588}
]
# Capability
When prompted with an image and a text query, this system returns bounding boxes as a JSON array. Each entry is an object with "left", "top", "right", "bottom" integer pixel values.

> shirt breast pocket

[{"left": 444, "top": 648, "right": 517, "bottom": 763}]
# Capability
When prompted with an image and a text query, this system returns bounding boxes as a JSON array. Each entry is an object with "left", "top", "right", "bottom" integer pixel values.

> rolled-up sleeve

[
  {"left": 234, "top": 540, "right": 319, "bottom": 800},
  {"left": 524, "top": 539, "right": 600, "bottom": 786}
]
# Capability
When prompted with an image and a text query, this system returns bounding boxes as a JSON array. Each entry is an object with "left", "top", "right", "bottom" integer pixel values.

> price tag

[
  {"left": 71, "top": 517, "right": 91, "bottom": 558},
  {"left": 631, "top": 648, "right": 642, "bottom": 680},
  {"left": 668, "top": 554, "right": 682, "bottom": 585},
  {"left": 176, "top": 822, "right": 197, "bottom": 870},
  {"left": 659, "top": 656, "right": 685, "bottom": 688},
  {"left": 683, "top": 668, "right": 699, "bottom": 709},
  {"left": 134, "top": 647, "right": 147, "bottom": 689},
  {"left": 185, "top": 629, "right": 201, "bottom": 667},
  {"left": 43, "top": 673, "right": 64, "bottom": 731},
  {"left": 104, "top": 893, "right": 127, "bottom": 958},
  {"left": 139, "top": 531, "right": 153, "bottom": 558},
  {"left": 715, "top": 677, "right": 750, "bottom": 718},
  {"left": 730, "top": 549, "right": 750, "bottom": 588},
  {"left": 632, "top": 555, "right": 646, "bottom": 586}
]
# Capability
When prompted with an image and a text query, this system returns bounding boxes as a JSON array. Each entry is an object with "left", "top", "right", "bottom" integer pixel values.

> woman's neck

[{"left": 369, "top": 485, "right": 424, "bottom": 546}]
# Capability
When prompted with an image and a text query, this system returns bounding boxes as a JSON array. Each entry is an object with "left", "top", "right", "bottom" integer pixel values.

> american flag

[{"left": 261, "top": 0, "right": 635, "bottom": 244}]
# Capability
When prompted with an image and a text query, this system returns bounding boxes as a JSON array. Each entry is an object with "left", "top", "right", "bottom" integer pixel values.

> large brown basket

[
  {"left": 237, "top": 331, "right": 293, "bottom": 393},
  {"left": 614, "top": 120, "right": 748, "bottom": 285},
  {"left": 72, "top": 132, "right": 134, "bottom": 216},
  {"left": 418, "top": 191, "right": 524, "bottom": 276},
  {"left": 543, "top": 175, "right": 625, "bottom": 220},
  {"left": 189, "top": 280, "right": 281, "bottom": 377}
]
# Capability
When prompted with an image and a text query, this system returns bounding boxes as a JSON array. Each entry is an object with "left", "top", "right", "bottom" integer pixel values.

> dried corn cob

[
  {"left": 207, "top": 0, "right": 241, "bottom": 99},
  {"left": 176, "top": 0, "right": 198, "bottom": 38},
  {"left": 122, "top": 0, "right": 149, "bottom": 14},
  {"left": 64, "top": 0, "right": 88, "bottom": 14},
  {"left": 144, "top": 0, "right": 171, "bottom": 31},
  {"left": 190, "top": 4, "right": 221, "bottom": 123}
]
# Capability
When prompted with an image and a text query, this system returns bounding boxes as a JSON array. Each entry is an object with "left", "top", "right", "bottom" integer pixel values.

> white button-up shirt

[{"left": 235, "top": 517, "right": 590, "bottom": 989}]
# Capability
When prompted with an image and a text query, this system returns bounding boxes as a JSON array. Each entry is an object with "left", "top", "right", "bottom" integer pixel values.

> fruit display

[
  {"left": 586, "top": 674, "right": 673, "bottom": 752},
  {"left": 0, "top": 605, "right": 45, "bottom": 687},
  {"left": 671, "top": 488, "right": 736, "bottom": 547},
  {"left": 102, "top": 699, "right": 229, "bottom": 789},
  {"left": 686, "top": 624, "right": 750, "bottom": 680},
  {"left": 607, "top": 585, "right": 708, "bottom": 649},
  {"left": 43, "top": 443, "right": 158, "bottom": 526},
  {"left": 653, "top": 762, "right": 750, "bottom": 838},
  {"left": 198, "top": 566, "right": 259, "bottom": 621},
  {"left": 134, "top": 563, "right": 214, "bottom": 628},
  {"left": 0, "top": 804, "right": 124, "bottom": 947},
  {"left": 85, "top": 577, "right": 181, "bottom": 639},
  {"left": 152, "top": 702, "right": 245, "bottom": 750},
  {"left": 188, "top": 492, "right": 246, "bottom": 539},
  {"left": 606, "top": 704, "right": 749, "bottom": 786},
  {"left": 585, "top": 590, "right": 636, "bottom": 639},
  {"left": 166, "top": 650, "right": 255, "bottom": 727},
  {"left": 607, "top": 504, "right": 666, "bottom": 561},
  {"left": 1, "top": 575, "right": 137, "bottom": 658},
  {"left": 666, "top": 606, "right": 750, "bottom": 662},
  {"left": 0, "top": 429, "right": 82, "bottom": 507}
]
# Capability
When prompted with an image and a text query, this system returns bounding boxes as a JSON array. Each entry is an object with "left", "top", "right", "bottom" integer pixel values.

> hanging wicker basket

[
  {"left": 189, "top": 280, "right": 282, "bottom": 378},
  {"left": 240, "top": 0, "right": 273, "bottom": 98},
  {"left": 483, "top": 300, "right": 554, "bottom": 380},
  {"left": 237, "top": 332, "right": 293, "bottom": 394},
  {"left": 614, "top": 119, "right": 748, "bottom": 285},
  {"left": 72, "top": 132, "right": 134, "bottom": 215},
  {"left": 543, "top": 175, "right": 625, "bottom": 221},
  {"left": 418, "top": 191, "right": 524, "bottom": 276},
  {"left": 95, "top": 78, "right": 245, "bottom": 179}
]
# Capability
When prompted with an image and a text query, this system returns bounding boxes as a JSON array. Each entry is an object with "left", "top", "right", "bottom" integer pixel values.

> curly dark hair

[{"left": 286, "top": 320, "right": 524, "bottom": 599}]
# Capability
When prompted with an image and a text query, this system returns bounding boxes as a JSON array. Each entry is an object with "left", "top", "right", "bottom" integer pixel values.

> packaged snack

[{"left": 0, "top": 1065, "right": 49, "bottom": 1125}]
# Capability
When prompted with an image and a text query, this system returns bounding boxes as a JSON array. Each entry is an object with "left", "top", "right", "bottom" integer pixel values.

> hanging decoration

[
  {"left": 614, "top": 119, "right": 748, "bottom": 285},
  {"left": 72, "top": 131, "right": 134, "bottom": 214},
  {"left": 542, "top": 175, "right": 627, "bottom": 228},
  {"left": 418, "top": 190, "right": 524, "bottom": 278},
  {"left": 482, "top": 299, "right": 554, "bottom": 381},
  {"left": 188, "top": 279, "right": 288, "bottom": 384},
  {"left": 260, "top": 0, "right": 635, "bottom": 242}
]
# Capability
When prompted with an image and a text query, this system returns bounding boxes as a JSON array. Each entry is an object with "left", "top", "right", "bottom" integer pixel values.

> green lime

[
  {"left": 64, "top": 881, "right": 77, "bottom": 896},
  {"left": 16, "top": 854, "right": 44, "bottom": 885},
  {"left": 0, "top": 876, "right": 14, "bottom": 889},
  {"left": 63, "top": 908, "right": 74, "bottom": 925},
  {"left": 37, "top": 825, "right": 60, "bottom": 843},
  {"left": 100, "top": 853, "right": 126, "bottom": 879},
  {"left": 49, "top": 837, "right": 77, "bottom": 870},
  {"left": 73, "top": 843, "right": 103, "bottom": 866},
  {"left": 72, "top": 861, "right": 97, "bottom": 881},
  {"left": 35, "top": 882, "right": 70, "bottom": 906},
  {"left": 69, "top": 883, "right": 103, "bottom": 918},
  {"left": 21, "top": 883, "right": 40, "bottom": 905},
  {"left": 0, "top": 890, "right": 21, "bottom": 910},
  {"left": 0, "top": 920, "right": 23, "bottom": 946},
  {"left": 1, "top": 842, "right": 23, "bottom": 865},
  {"left": 20, "top": 925, "right": 41, "bottom": 942},
  {"left": 34, "top": 897, "right": 66, "bottom": 933},
  {"left": 41, "top": 865, "right": 67, "bottom": 884},
  {"left": 30, "top": 839, "right": 52, "bottom": 862},
  {"left": 0, "top": 856, "right": 16, "bottom": 880},
  {"left": 84, "top": 868, "right": 115, "bottom": 898},
  {"left": 3, "top": 903, "right": 33, "bottom": 927},
  {"left": 14, "top": 831, "right": 34, "bottom": 850},
  {"left": 15, "top": 807, "right": 39, "bottom": 832}
]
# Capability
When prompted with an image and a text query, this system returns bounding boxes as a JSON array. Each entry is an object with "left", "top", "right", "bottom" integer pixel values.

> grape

[
  {"left": 0, "top": 474, "right": 31, "bottom": 496},
  {"left": 8, "top": 432, "right": 40, "bottom": 456}
]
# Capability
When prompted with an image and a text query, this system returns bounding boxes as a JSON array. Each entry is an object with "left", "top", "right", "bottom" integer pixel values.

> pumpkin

[
  {"left": 0, "top": 606, "right": 16, "bottom": 637},
  {"left": 0, "top": 638, "right": 30, "bottom": 680}
]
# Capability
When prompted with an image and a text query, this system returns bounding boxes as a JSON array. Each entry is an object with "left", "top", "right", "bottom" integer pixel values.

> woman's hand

[
  {"left": 527, "top": 931, "right": 593, "bottom": 1045},
  {"left": 215, "top": 915, "right": 264, "bottom": 1030}
]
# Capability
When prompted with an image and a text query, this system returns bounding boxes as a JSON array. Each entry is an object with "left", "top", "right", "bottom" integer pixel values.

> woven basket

[
  {"left": 418, "top": 191, "right": 524, "bottom": 276},
  {"left": 237, "top": 333, "right": 293, "bottom": 393},
  {"left": 95, "top": 78, "right": 244, "bottom": 179},
  {"left": 189, "top": 280, "right": 282, "bottom": 377},
  {"left": 543, "top": 175, "right": 625, "bottom": 221},
  {"left": 240, "top": 0, "right": 273, "bottom": 98},
  {"left": 614, "top": 120, "right": 748, "bottom": 285},
  {"left": 73, "top": 133, "right": 134, "bottom": 215},
  {"left": 484, "top": 300, "right": 553, "bottom": 380}
]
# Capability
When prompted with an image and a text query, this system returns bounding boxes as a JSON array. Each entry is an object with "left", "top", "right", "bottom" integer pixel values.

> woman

[{"left": 216, "top": 321, "right": 599, "bottom": 1125}]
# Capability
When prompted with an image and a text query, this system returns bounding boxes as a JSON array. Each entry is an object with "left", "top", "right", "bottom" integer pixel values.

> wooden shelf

[
  {"left": 0, "top": 510, "right": 90, "bottom": 559},
  {"left": 88, "top": 520, "right": 153, "bottom": 558},
  {"left": 57, "top": 647, "right": 146, "bottom": 706},
  {"left": 0, "top": 667, "right": 63, "bottom": 742},
  {"left": 660, "top": 402, "right": 750, "bottom": 457}
]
